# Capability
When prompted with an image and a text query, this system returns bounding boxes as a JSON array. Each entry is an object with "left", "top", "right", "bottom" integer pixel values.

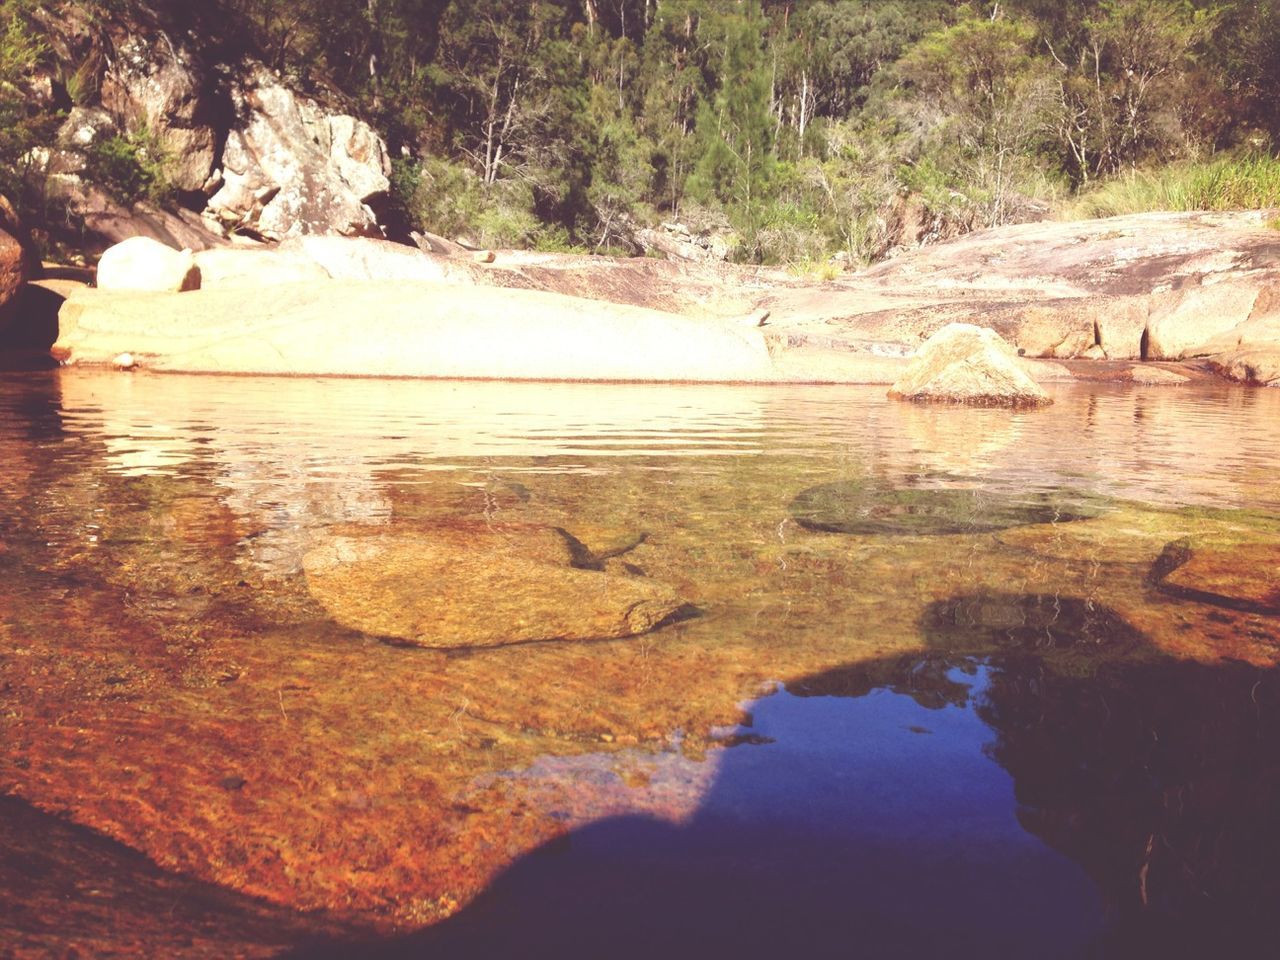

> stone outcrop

[
  {"left": 95, "top": 237, "right": 200, "bottom": 293},
  {"left": 303, "top": 524, "right": 685, "bottom": 648},
  {"left": 29, "top": 2, "right": 393, "bottom": 246},
  {"left": 888, "top": 323, "right": 1051, "bottom": 406},
  {"left": 53, "top": 280, "right": 778, "bottom": 380},
  {"left": 205, "top": 67, "right": 390, "bottom": 240},
  {"left": 758, "top": 210, "right": 1280, "bottom": 387},
  {"left": 634, "top": 221, "right": 734, "bottom": 263}
]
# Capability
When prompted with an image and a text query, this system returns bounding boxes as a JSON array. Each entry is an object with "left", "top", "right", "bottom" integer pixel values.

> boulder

[
  {"left": 0, "top": 228, "right": 28, "bottom": 322},
  {"left": 888, "top": 323, "right": 1051, "bottom": 407},
  {"left": 1206, "top": 347, "right": 1280, "bottom": 387},
  {"left": 1152, "top": 540, "right": 1280, "bottom": 615},
  {"left": 0, "top": 196, "right": 39, "bottom": 332},
  {"left": 96, "top": 237, "right": 200, "bottom": 293},
  {"left": 53, "top": 280, "right": 778, "bottom": 380},
  {"left": 303, "top": 525, "right": 686, "bottom": 648},
  {"left": 206, "top": 67, "right": 391, "bottom": 239}
]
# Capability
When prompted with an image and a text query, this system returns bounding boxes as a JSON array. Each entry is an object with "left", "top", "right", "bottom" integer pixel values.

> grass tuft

[{"left": 1058, "top": 155, "right": 1280, "bottom": 220}]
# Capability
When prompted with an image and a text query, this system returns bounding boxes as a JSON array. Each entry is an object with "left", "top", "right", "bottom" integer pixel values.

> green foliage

[
  {"left": 0, "top": 0, "right": 50, "bottom": 198},
  {"left": 84, "top": 126, "right": 172, "bottom": 206},
  {"left": 11, "top": 0, "right": 1280, "bottom": 263},
  {"left": 1059, "top": 154, "right": 1280, "bottom": 219}
]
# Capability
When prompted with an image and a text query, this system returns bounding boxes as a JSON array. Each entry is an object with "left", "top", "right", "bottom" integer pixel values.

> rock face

[
  {"left": 303, "top": 525, "right": 685, "bottom": 648},
  {"left": 1153, "top": 540, "right": 1280, "bottom": 615},
  {"left": 98, "top": 24, "right": 218, "bottom": 193},
  {"left": 192, "top": 246, "right": 332, "bottom": 289},
  {"left": 206, "top": 67, "right": 390, "bottom": 240},
  {"left": 95, "top": 237, "right": 200, "bottom": 293},
  {"left": 53, "top": 279, "right": 778, "bottom": 380},
  {"left": 888, "top": 323, "right": 1051, "bottom": 406}
]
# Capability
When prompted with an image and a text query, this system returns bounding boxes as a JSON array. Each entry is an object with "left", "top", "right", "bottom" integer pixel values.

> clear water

[{"left": 2, "top": 370, "right": 1279, "bottom": 958}]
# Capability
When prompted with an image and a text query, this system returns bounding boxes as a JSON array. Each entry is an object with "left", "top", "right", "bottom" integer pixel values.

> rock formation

[
  {"left": 888, "top": 323, "right": 1051, "bottom": 406},
  {"left": 205, "top": 67, "right": 390, "bottom": 240}
]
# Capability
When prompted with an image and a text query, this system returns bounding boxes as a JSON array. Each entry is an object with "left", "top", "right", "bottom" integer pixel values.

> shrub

[{"left": 84, "top": 127, "right": 171, "bottom": 206}]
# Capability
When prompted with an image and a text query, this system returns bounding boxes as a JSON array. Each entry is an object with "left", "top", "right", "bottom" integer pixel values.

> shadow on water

[{"left": 286, "top": 595, "right": 1280, "bottom": 960}]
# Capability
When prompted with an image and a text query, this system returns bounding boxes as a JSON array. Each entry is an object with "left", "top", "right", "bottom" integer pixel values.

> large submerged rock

[
  {"left": 1152, "top": 540, "right": 1280, "bottom": 615},
  {"left": 303, "top": 525, "right": 685, "bottom": 648},
  {"left": 789, "top": 480, "right": 1103, "bottom": 536},
  {"left": 889, "top": 323, "right": 1051, "bottom": 407}
]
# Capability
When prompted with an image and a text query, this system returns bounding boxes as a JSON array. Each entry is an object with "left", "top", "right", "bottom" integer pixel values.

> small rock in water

[{"left": 889, "top": 323, "right": 1051, "bottom": 407}]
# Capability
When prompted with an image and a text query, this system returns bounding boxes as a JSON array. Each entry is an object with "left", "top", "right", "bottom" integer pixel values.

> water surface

[{"left": 2, "top": 371, "right": 1279, "bottom": 957}]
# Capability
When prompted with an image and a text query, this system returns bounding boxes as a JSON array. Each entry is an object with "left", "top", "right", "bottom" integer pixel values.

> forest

[{"left": 3, "top": 0, "right": 1280, "bottom": 263}]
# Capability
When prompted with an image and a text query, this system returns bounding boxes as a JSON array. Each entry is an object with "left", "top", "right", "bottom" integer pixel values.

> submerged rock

[
  {"left": 789, "top": 480, "right": 1103, "bottom": 536},
  {"left": 303, "top": 525, "right": 686, "bottom": 648},
  {"left": 922, "top": 593, "right": 1146, "bottom": 652},
  {"left": 888, "top": 323, "right": 1051, "bottom": 407},
  {"left": 1152, "top": 540, "right": 1280, "bottom": 615},
  {"left": 96, "top": 237, "right": 200, "bottom": 293}
]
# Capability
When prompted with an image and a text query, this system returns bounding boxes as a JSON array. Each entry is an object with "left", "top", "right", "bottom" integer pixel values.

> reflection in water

[
  {"left": 3, "top": 371, "right": 1280, "bottom": 956},
  {"left": 296, "top": 652, "right": 1280, "bottom": 959}
]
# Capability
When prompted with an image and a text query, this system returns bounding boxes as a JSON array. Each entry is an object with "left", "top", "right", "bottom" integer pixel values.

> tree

[
  {"left": 686, "top": 0, "right": 776, "bottom": 237},
  {"left": 898, "top": 12, "right": 1054, "bottom": 223}
]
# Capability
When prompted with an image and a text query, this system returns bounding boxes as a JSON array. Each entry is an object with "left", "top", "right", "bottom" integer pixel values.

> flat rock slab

[
  {"left": 790, "top": 481, "right": 1105, "bottom": 536},
  {"left": 303, "top": 525, "right": 686, "bottom": 648},
  {"left": 1153, "top": 540, "right": 1280, "bottom": 615},
  {"left": 54, "top": 280, "right": 777, "bottom": 382}
]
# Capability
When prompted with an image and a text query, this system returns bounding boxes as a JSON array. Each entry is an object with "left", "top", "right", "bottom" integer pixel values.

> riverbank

[{"left": 1, "top": 208, "right": 1276, "bottom": 387}]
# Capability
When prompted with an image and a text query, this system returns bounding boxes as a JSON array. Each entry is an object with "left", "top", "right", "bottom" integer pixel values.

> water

[{"left": 2, "top": 370, "right": 1279, "bottom": 957}]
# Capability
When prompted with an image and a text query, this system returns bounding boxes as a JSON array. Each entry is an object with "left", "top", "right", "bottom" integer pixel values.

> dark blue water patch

[
  {"left": 294, "top": 653, "right": 1280, "bottom": 960},
  {"left": 789, "top": 480, "right": 1107, "bottom": 536}
]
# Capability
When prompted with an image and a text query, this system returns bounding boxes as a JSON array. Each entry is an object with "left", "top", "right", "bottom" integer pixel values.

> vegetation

[
  {"left": 4, "top": 0, "right": 1280, "bottom": 263},
  {"left": 1060, "top": 154, "right": 1280, "bottom": 219},
  {"left": 83, "top": 126, "right": 172, "bottom": 206}
]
